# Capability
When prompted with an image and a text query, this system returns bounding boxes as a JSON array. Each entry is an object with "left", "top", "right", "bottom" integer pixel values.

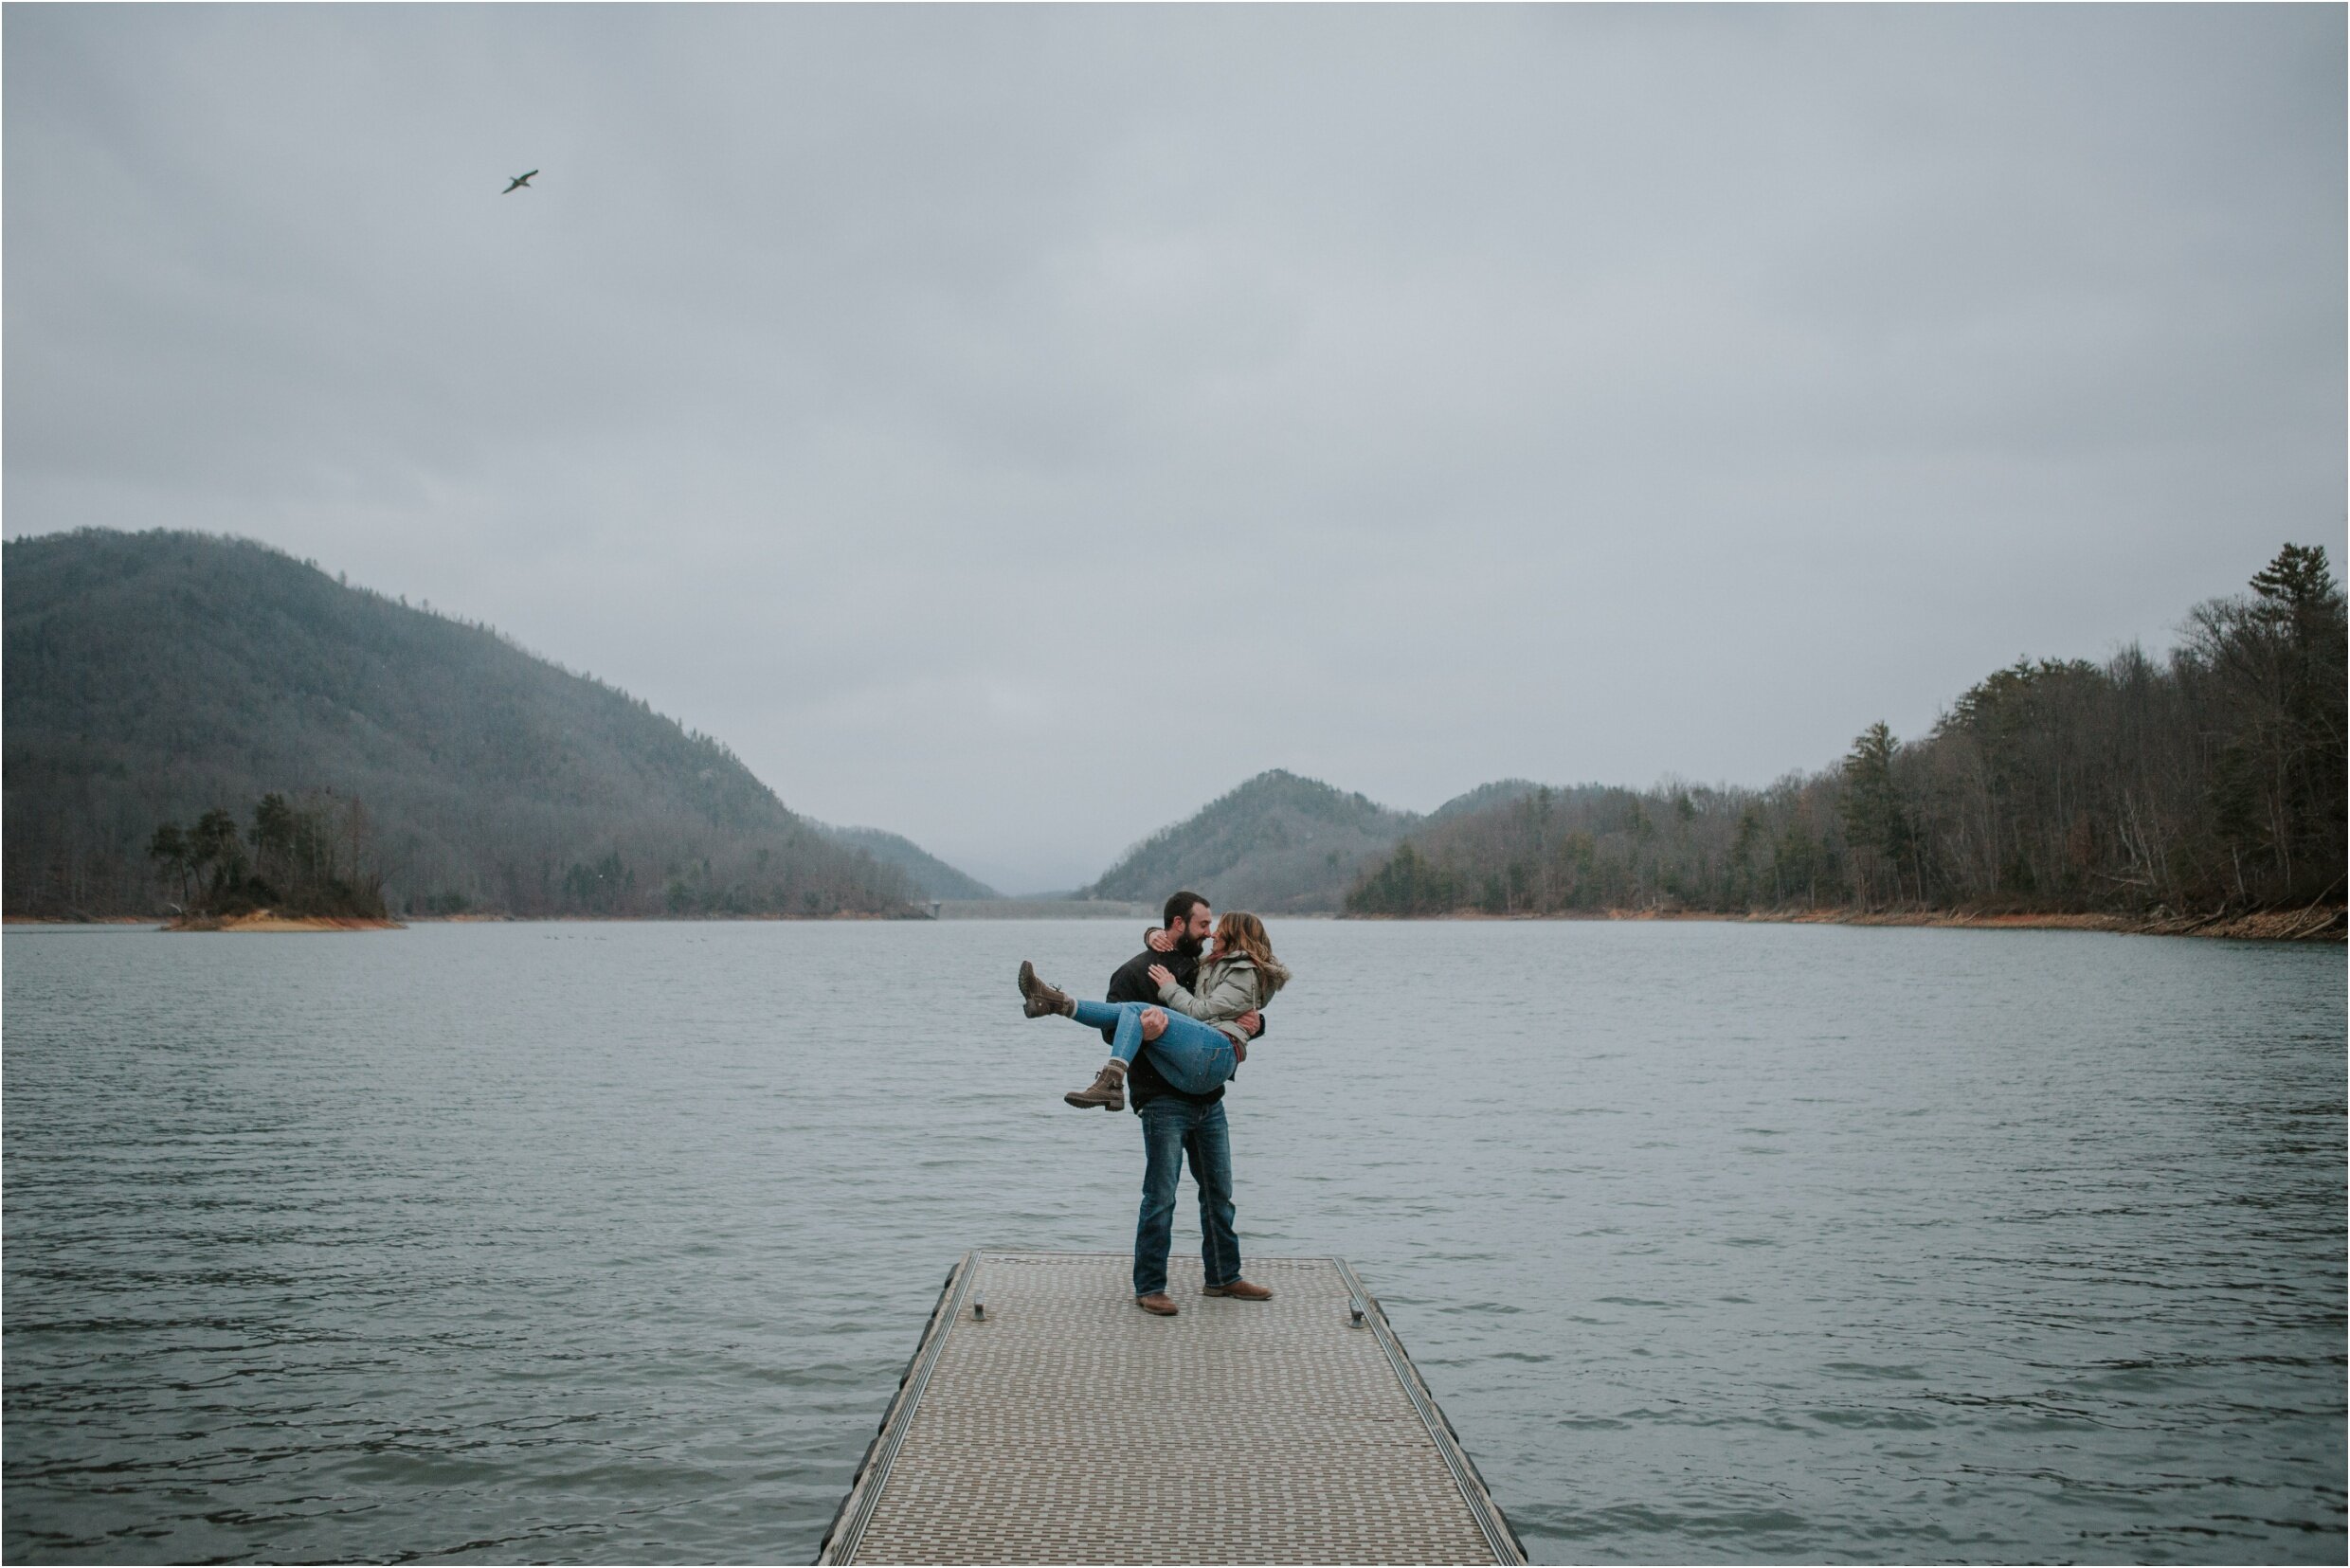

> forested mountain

[
  {"left": 816, "top": 823, "right": 999, "bottom": 900},
  {"left": 5, "top": 530, "right": 917, "bottom": 919},
  {"left": 1348, "top": 545, "right": 2346, "bottom": 922},
  {"left": 1077, "top": 769, "right": 1420, "bottom": 913}
]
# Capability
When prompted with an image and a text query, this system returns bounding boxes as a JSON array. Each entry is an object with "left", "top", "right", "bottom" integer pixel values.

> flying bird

[{"left": 502, "top": 170, "right": 538, "bottom": 194}]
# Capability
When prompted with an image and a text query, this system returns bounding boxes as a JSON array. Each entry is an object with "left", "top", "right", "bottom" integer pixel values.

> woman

[{"left": 1019, "top": 911, "right": 1292, "bottom": 1112}]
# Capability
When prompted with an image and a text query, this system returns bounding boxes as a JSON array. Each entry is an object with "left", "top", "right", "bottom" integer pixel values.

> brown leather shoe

[
  {"left": 1018, "top": 960, "right": 1076, "bottom": 1018},
  {"left": 1135, "top": 1292, "right": 1179, "bottom": 1316},
  {"left": 1202, "top": 1279, "right": 1273, "bottom": 1300},
  {"left": 1062, "top": 1061, "right": 1126, "bottom": 1111}
]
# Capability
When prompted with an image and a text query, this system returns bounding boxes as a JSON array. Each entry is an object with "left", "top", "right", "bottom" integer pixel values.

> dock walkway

[{"left": 818, "top": 1251, "right": 1525, "bottom": 1564}]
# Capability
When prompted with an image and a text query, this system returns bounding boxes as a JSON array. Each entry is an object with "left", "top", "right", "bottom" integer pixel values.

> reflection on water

[{"left": 4, "top": 920, "right": 2342, "bottom": 1563}]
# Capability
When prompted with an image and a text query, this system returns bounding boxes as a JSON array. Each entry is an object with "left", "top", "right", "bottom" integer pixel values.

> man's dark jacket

[{"left": 1102, "top": 941, "right": 1264, "bottom": 1111}]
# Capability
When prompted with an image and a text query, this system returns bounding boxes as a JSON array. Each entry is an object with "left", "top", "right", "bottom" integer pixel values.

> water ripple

[{"left": 5, "top": 920, "right": 2341, "bottom": 1563}]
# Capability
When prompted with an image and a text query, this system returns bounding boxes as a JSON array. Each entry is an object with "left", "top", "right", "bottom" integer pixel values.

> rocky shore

[{"left": 164, "top": 910, "right": 404, "bottom": 932}]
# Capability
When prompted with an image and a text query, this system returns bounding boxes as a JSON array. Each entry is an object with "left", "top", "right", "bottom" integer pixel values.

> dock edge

[
  {"left": 815, "top": 1251, "right": 979, "bottom": 1565},
  {"left": 1332, "top": 1256, "right": 1528, "bottom": 1565}
]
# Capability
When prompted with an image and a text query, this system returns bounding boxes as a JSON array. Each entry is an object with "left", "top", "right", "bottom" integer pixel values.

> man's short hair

[{"left": 1163, "top": 891, "right": 1208, "bottom": 929}]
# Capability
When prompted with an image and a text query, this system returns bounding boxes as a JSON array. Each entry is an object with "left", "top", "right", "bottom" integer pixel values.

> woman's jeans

[
  {"left": 1132, "top": 1095, "right": 1240, "bottom": 1297},
  {"left": 1069, "top": 1000, "right": 1237, "bottom": 1095}
]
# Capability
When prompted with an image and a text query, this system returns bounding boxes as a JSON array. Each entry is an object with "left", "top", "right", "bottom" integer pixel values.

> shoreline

[
  {"left": 10, "top": 907, "right": 2340, "bottom": 942},
  {"left": 1345, "top": 905, "right": 2347, "bottom": 942}
]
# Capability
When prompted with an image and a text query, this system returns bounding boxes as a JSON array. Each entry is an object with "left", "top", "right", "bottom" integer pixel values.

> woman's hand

[
  {"left": 1146, "top": 963, "right": 1175, "bottom": 991},
  {"left": 1144, "top": 927, "right": 1176, "bottom": 953}
]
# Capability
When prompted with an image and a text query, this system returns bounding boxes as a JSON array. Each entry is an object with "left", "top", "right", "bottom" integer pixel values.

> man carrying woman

[{"left": 1016, "top": 892, "right": 1291, "bottom": 1316}]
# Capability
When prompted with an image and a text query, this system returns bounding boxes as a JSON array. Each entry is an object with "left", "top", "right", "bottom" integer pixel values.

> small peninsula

[{"left": 151, "top": 792, "right": 399, "bottom": 931}]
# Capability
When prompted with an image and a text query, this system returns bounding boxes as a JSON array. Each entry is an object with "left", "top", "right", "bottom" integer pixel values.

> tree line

[{"left": 1348, "top": 544, "right": 2346, "bottom": 920}]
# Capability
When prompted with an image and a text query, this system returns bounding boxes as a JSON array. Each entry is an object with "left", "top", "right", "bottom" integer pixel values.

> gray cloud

[{"left": 8, "top": 5, "right": 2341, "bottom": 891}]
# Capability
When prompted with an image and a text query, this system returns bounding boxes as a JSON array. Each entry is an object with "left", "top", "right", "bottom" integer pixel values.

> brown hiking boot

[
  {"left": 1062, "top": 1061, "right": 1126, "bottom": 1111},
  {"left": 1018, "top": 960, "right": 1076, "bottom": 1018},
  {"left": 1135, "top": 1292, "right": 1179, "bottom": 1316},
  {"left": 1202, "top": 1280, "right": 1273, "bottom": 1300}
]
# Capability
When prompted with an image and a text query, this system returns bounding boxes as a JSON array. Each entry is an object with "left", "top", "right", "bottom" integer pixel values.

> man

[{"left": 1103, "top": 891, "right": 1274, "bottom": 1317}]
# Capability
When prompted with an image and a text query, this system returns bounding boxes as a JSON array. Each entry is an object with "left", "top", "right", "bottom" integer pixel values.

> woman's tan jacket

[{"left": 1155, "top": 953, "right": 1292, "bottom": 1046}]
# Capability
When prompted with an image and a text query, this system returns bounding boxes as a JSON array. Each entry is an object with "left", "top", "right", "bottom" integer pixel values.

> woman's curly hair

[{"left": 1214, "top": 911, "right": 1288, "bottom": 996}]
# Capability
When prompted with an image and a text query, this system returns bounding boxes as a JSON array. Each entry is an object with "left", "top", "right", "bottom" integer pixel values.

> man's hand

[
  {"left": 1140, "top": 1006, "right": 1168, "bottom": 1041},
  {"left": 1146, "top": 963, "right": 1176, "bottom": 991},
  {"left": 1237, "top": 1009, "right": 1262, "bottom": 1037},
  {"left": 1144, "top": 926, "right": 1176, "bottom": 953}
]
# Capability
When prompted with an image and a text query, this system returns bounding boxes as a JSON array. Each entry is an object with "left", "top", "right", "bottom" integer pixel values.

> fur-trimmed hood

[{"left": 1238, "top": 953, "right": 1291, "bottom": 998}]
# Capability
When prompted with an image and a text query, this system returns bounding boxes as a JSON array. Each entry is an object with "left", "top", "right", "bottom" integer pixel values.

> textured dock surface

[{"left": 818, "top": 1251, "right": 1524, "bottom": 1565}]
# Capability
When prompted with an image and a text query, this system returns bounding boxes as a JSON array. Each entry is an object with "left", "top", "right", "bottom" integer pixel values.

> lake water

[{"left": 4, "top": 920, "right": 2341, "bottom": 1564}]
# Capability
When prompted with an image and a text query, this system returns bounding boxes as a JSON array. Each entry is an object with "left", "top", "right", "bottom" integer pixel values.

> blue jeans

[
  {"left": 1132, "top": 1095, "right": 1240, "bottom": 1297},
  {"left": 1069, "top": 1000, "right": 1237, "bottom": 1095}
]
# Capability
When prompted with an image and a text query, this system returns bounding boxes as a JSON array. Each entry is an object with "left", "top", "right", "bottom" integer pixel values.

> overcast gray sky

[{"left": 7, "top": 6, "right": 2341, "bottom": 892}]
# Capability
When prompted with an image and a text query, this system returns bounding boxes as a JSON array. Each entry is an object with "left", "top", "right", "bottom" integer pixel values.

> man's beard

[{"left": 1174, "top": 931, "right": 1206, "bottom": 958}]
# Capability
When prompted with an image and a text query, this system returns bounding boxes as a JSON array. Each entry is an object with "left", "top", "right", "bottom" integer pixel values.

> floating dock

[{"left": 817, "top": 1251, "right": 1526, "bottom": 1565}]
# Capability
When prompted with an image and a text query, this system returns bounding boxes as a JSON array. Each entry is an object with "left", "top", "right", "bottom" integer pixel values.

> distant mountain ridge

[
  {"left": 1422, "top": 778, "right": 1544, "bottom": 824},
  {"left": 1079, "top": 769, "right": 1414, "bottom": 913},
  {"left": 1076, "top": 768, "right": 1537, "bottom": 914},
  {"left": 815, "top": 823, "right": 1000, "bottom": 900},
  {"left": 4, "top": 529, "right": 922, "bottom": 919}
]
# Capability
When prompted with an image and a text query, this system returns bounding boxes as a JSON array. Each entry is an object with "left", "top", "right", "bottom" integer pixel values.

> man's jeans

[
  {"left": 1070, "top": 1000, "right": 1238, "bottom": 1095},
  {"left": 1133, "top": 1095, "right": 1240, "bottom": 1298}
]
